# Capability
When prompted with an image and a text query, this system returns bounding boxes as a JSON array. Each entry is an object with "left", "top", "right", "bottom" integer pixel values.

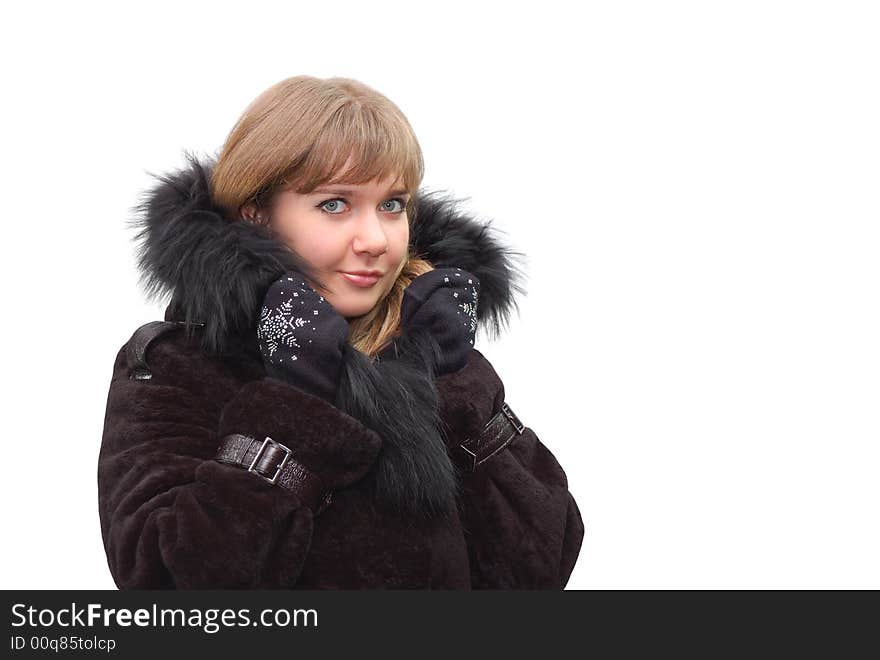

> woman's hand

[
  {"left": 257, "top": 273, "right": 350, "bottom": 404},
  {"left": 381, "top": 267, "right": 480, "bottom": 376}
]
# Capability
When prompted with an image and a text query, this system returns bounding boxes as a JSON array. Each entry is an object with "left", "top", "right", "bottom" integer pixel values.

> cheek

[
  {"left": 275, "top": 218, "right": 339, "bottom": 267},
  {"left": 388, "top": 221, "right": 410, "bottom": 261},
  {"left": 302, "top": 231, "right": 341, "bottom": 267}
]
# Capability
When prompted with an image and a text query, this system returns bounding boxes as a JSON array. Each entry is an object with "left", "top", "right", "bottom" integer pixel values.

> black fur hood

[
  {"left": 129, "top": 152, "right": 526, "bottom": 356},
  {"left": 127, "top": 152, "right": 528, "bottom": 520}
]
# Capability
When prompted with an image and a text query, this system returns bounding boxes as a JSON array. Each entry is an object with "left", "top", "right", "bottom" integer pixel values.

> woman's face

[{"left": 266, "top": 174, "right": 411, "bottom": 319}]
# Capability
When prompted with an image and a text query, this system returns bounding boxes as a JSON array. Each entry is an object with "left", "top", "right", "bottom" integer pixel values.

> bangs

[{"left": 288, "top": 103, "right": 424, "bottom": 196}]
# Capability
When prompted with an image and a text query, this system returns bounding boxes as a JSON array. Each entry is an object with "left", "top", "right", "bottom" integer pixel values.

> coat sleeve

[
  {"left": 436, "top": 349, "right": 585, "bottom": 589},
  {"left": 97, "top": 333, "right": 382, "bottom": 589}
]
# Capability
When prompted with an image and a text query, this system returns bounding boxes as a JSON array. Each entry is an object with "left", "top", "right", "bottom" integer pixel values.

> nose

[{"left": 351, "top": 211, "right": 389, "bottom": 256}]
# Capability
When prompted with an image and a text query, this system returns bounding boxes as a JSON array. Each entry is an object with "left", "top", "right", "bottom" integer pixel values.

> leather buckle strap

[
  {"left": 215, "top": 433, "right": 333, "bottom": 515},
  {"left": 249, "top": 436, "right": 291, "bottom": 484},
  {"left": 457, "top": 402, "right": 526, "bottom": 472}
]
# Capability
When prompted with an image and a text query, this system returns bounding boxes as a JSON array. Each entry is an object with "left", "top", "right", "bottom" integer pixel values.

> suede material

[
  {"left": 98, "top": 329, "right": 584, "bottom": 589},
  {"left": 218, "top": 377, "right": 381, "bottom": 490},
  {"left": 99, "top": 153, "right": 585, "bottom": 589},
  {"left": 437, "top": 350, "right": 585, "bottom": 588},
  {"left": 436, "top": 349, "right": 507, "bottom": 449}
]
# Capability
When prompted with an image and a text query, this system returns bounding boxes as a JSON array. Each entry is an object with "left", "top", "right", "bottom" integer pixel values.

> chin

[{"left": 329, "top": 296, "right": 380, "bottom": 320}]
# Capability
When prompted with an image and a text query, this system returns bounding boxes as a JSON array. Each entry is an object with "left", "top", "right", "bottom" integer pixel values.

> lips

[
  {"left": 343, "top": 270, "right": 383, "bottom": 278},
  {"left": 340, "top": 271, "right": 381, "bottom": 287}
]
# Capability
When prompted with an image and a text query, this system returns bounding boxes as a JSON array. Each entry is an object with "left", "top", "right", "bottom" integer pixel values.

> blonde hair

[{"left": 210, "top": 75, "right": 434, "bottom": 358}]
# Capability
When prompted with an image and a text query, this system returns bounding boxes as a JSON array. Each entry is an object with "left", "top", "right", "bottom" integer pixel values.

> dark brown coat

[{"left": 98, "top": 155, "right": 585, "bottom": 588}]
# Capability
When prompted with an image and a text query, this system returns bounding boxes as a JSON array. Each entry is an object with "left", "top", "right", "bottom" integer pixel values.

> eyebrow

[{"left": 313, "top": 187, "right": 410, "bottom": 197}]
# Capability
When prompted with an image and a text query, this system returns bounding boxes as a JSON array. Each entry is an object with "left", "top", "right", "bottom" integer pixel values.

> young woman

[{"left": 98, "top": 75, "right": 585, "bottom": 589}]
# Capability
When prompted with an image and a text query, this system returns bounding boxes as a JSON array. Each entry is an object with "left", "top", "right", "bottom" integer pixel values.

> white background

[{"left": 1, "top": 0, "right": 878, "bottom": 590}]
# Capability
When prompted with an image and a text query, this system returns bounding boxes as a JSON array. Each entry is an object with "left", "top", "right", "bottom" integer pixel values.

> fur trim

[
  {"left": 128, "top": 151, "right": 527, "bottom": 518},
  {"left": 128, "top": 153, "right": 326, "bottom": 356},
  {"left": 407, "top": 189, "right": 527, "bottom": 340},
  {"left": 129, "top": 151, "right": 527, "bottom": 354},
  {"left": 336, "top": 328, "right": 460, "bottom": 521}
]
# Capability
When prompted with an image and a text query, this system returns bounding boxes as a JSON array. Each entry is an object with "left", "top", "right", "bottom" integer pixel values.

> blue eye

[
  {"left": 317, "top": 197, "right": 408, "bottom": 216},
  {"left": 319, "top": 198, "right": 347, "bottom": 214},
  {"left": 381, "top": 198, "right": 407, "bottom": 213}
]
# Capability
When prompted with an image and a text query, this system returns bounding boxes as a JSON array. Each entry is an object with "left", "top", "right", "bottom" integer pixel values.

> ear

[
  {"left": 240, "top": 203, "right": 266, "bottom": 225},
  {"left": 239, "top": 203, "right": 256, "bottom": 221}
]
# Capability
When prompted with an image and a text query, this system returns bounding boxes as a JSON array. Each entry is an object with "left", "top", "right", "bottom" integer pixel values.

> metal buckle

[
  {"left": 247, "top": 436, "right": 292, "bottom": 485},
  {"left": 501, "top": 402, "right": 525, "bottom": 434},
  {"left": 457, "top": 444, "right": 478, "bottom": 472}
]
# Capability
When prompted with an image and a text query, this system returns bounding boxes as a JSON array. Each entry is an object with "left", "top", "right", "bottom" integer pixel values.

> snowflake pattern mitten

[
  {"left": 256, "top": 273, "right": 350, "bottom": 404},
  {"left": 382, "top": 267, "right": 480, "bottom": 375}
]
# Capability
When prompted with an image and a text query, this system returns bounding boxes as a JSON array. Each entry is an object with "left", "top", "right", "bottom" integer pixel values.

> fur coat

[{"left": 98, "top": 153, "right": 585, "bottom": 589}]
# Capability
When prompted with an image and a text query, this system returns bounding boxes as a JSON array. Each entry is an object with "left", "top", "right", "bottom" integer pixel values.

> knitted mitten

[
  {"left": 379, "top": 267, "right": 480, "bottom": 376},
  {"left": 257, "top": 273, "right": 350, "bottom": 404}
]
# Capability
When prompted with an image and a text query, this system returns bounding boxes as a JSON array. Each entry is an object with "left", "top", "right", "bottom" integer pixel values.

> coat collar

[
  {"left": 130, "top": 152, "right": 527, "bottom": 519},
  {"left": 131, "top": 152, "right": 526, "bottom": 356}
]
